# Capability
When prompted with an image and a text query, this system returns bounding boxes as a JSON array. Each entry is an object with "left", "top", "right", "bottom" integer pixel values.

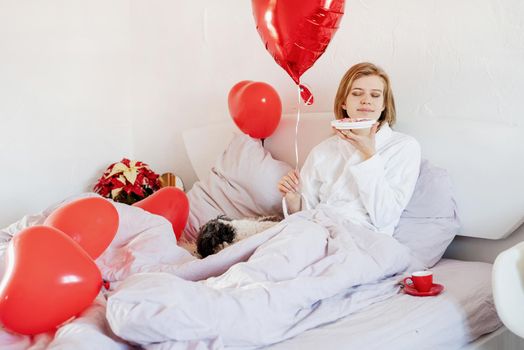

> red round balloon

[
  {"left": 252, "top": 0, "right": 346, "bottom": 84},
  {"left": 228, "top": 81, "right": 282, "bottom": 139},
  {"left": 44, "top": 197, "right": 119, "bottom": 260},
  {"left": 133, "top": 187, "right": 189, "bottom": 240},
  {"left": 0, "top": 226, "right": 102, "bottom": 335}
]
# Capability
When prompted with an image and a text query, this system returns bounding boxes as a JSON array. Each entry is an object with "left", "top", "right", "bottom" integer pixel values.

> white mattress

[{"left": 266, "top": 259, "right": 502, "bottom": 350}]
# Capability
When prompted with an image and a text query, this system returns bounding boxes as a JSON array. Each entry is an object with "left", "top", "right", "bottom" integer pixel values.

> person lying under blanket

[{"left": 279, "top": 62, "right": 421, "bottom": 235}]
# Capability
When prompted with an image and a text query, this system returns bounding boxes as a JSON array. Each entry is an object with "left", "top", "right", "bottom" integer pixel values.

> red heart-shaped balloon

[
  {"left": 44, "top": 197, "right": 119, "bottom": 260},
  {"left": 252, "top": 0, "right": 346, "bottom": 84},
  {"left": 0, "top": 226, "right": 102, "bottom": 335},
  {"left": 133, "top": 187, "right": 189, "bottom": 240}
]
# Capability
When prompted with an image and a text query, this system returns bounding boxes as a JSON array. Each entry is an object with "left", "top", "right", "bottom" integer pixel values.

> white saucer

[{"left": 331, "top": 118, "right": 375, "bottom": 130}]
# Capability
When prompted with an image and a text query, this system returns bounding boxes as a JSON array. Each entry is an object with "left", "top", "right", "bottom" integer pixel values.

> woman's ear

[{"left": 341, "top": 104, "right": 346, "bottom": 110}]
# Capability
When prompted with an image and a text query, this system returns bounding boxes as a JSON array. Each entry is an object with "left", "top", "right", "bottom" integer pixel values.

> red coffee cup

[{"left": 403, "top": 271, "right": 433, "bottom": 292}]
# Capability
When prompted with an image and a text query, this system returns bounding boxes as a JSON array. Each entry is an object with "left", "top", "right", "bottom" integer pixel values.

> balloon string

[{"left": 295, "top": 85, "right": 301, "bottom": 170}]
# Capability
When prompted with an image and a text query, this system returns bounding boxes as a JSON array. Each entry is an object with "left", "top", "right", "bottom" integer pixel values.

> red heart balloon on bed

[
  {"left": 133, "top": 187, "right": 189, "bottom": 240},
  {"left": 44, "top": 197, "right": 119, "bottom": 260},
  {"left": 228, "top": 81, "right": 282, "bottom": 139},
  {"left": 251, "top": 0, "right": 346, "bottom": 84},
  {"left": 0, "top": 226, "right": 102, "bottom": 335}
]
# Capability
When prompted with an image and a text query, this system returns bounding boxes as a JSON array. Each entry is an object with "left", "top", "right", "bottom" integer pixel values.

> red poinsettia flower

[{"left": 94, "top": 158, "right": 160, "bottom": 205}]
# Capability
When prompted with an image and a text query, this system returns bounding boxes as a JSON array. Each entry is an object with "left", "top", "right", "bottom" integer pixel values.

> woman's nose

[{"left": 361, "top": 96, "right": 371, "bottom": 104}]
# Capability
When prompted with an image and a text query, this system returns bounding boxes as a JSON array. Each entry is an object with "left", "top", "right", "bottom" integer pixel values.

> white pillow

[
  {"left": 182, "top": 134, "right": 292, "bottom": 242},
  {"left": 394, "top": 160, "right": 460, "bottom": 268}
]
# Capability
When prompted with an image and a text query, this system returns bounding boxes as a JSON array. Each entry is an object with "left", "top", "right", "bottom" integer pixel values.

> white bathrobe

[{"left": 294, "top": 123, "right": 421, "bottom": 236}]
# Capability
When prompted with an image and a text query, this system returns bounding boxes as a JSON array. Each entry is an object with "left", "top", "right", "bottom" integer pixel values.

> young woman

[{"left": 278, "top": 62, "right": 421, "bottom": 236}]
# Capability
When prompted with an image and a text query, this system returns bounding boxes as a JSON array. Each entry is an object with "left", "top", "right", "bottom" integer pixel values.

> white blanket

[
  {"left": 107, "top": 207, "right": 412, "bottom": 348},
  {"left": 0, "top": 194, "right": 412, "bottom": 349}
]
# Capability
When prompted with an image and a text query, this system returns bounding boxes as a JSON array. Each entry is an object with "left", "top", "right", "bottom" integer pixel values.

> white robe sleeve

[
  {"left": 348, "top": 138, "right": 421, "bottom": 233},
  {"left": 299, "top": 149, "right": 322, "bottom": 211},
  {"left": 282, "top": 148, "right": 321, "bottom": 217}
]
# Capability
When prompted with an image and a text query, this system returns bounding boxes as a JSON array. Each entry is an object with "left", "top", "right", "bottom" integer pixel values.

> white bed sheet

[
  {"left": 0, "top": 259, "right": 503, "bottom": 350},
  {"left": 265, "top": 259, "right": 502, "bottom": 350},
  {"left": 0, "top": 197, "right": 501, "bottom": 350}
]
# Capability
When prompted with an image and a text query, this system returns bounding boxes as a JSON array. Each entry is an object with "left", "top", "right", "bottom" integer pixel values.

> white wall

[
  {"left": 0, "top": 1, "right": 133, "bottom": 227},
  {"left": 1, "top": 0, "right": 523, "bottom": 234}
]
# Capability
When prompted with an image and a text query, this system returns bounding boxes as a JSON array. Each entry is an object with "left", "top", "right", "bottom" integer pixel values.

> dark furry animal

[{"left": 196, "top": 215, "right": 281, "bottom": 258}]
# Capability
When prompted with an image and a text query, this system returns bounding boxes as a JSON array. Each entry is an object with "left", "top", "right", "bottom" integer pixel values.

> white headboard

[{"left": 183, "top": 113, "right": 524, "bottom": 240}]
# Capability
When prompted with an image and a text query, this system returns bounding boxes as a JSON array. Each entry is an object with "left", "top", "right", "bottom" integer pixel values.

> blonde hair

[{"left": 333, "top": 62, "right": 396, "bottom": 127}]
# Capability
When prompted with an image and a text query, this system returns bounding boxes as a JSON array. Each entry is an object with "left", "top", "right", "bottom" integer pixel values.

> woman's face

[{"left": 342, "top": 75, "right": 385, "bottom": 121}]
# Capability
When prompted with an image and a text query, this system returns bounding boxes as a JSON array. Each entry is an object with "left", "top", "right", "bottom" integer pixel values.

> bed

[
  {"left": 180, "top": 113, "right": 524, "bottom": 350},
  {"left": 0, "top": 113, "right": 523, "bottom": 349},
  {"left": 268, "top": 259, "right": 498, "bottom": 350}
]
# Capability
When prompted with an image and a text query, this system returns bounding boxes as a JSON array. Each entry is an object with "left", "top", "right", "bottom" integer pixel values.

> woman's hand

[
  {"left": 278, "top": 169, "right": 300, "bottom": 195},
  {"left": 333, "top": 122, "right": 379, "bottom": 160},
  {"left": 278, "top": 169, "right": 302, "bottom": 214}
]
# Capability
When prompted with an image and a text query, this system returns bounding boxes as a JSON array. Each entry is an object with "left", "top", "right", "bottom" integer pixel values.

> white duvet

[{"left": 0, "top": 194, "right": 413, "bottom": 349}]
